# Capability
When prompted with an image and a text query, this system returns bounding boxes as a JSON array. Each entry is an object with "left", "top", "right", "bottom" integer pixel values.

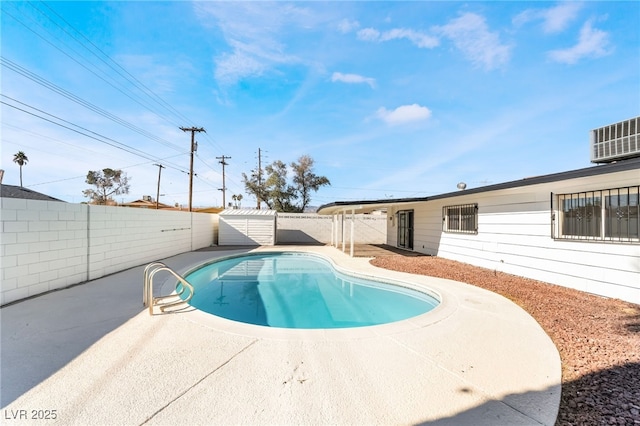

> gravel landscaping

[{"left": 369, "top": 254, "right": 640, "bottom": 426}]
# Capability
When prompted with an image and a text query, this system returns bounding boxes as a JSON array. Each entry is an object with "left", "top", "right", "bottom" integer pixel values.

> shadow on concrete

[
  {"left": 0, "top": 267, "right": 145, "bottom": 407},
  {"left": 415, "top": 362, "right": 640, "bottom": 426},
  {"left": 361, "top": 244, "right": 427, "bottom": 257},
  {"left": 414, "top": 383, "right": 560, "bottom": 425},
  {"left": 5, "top": 245, "right": 635, "bottom": 424},
  {"left": 0, "top": 248, "right": 253, "bottom": 407},
  {"left": 276, "top": 230, "right": 323, "bottom": 245}
]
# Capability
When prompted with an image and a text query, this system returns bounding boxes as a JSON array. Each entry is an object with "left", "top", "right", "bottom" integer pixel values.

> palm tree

[
  {"left": 13, "top": 151, "right": 28, "bottom": 186},
  {"left": 232, "top": 194, "right": 243, "bottom": 209}
]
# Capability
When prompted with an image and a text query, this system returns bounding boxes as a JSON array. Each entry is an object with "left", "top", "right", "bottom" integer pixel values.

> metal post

[
  {"left": 350, "top": 209, "right": 355, "bottom": 257},
  {"left": 341, "top": 212, "right": 346, "bottom": 252}
]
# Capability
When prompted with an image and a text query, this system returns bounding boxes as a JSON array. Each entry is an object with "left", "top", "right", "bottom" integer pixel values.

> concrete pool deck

[{"left": 1, "top": 246, "right": 561, "bottom": 425}]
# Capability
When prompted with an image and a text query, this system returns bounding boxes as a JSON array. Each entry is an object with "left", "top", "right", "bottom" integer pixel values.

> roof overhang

[
  {"left": 316, "top": 157, "right": 640, "bottom": 215},
  {"left": 316, "top": 199, "right": 424, "bottom": 215}
]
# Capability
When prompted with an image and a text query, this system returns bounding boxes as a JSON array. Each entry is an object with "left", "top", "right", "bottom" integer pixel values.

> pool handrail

[
  {"left": 143, "top": 262, "right": 167, "bottom": 304},
  {"left": 143, "top": 262, "right": 195, "bottom": 315}
]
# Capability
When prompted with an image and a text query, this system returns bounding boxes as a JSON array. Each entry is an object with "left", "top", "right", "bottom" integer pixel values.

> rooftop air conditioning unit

[{"left": 591, "top": 116, "right": 640, "bottom": 163}]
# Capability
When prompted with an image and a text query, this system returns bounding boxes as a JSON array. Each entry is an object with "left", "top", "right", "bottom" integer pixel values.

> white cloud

[
  {"left": 338, "top": 18, "right": 359, "bottom": 34},
  {"left": 434, "top": 12, "right": 512, "bottom": 70},
  {"left": 357, "top": 27, "right": 381, "bottom": 42},
  {"left": 214, "top": 51, "right": 267, "bottom": 84},
  {"left": 542, "top": 2, "right": 583, "bottom": 33},
  {"left": 379, "top": 28, "right": 439, "bottom": 48},
  {"left": 512, "top": 10, "right": 536, "bottom": 28},
  {"left": 513, "top": 2, "right": 583, "bottom": 33},
  {"left": 331, "top": 72, "right": 376, "bottom": 88},
  {"left": 548, "top": 20, "right": 612, "bottom": 64},
  {"left": 357, "top": 27, "right": 439, "bottom": 48},
  {"left": 195, "top": 2, "right": 318, "bottom": 85},
  {"left": 376, "top": 104, "right": 432, "bottom": 125}
]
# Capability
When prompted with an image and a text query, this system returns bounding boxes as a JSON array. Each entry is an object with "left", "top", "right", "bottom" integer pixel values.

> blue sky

[{"left": 2, "top": 1, "right": 638, "bottom": 209}]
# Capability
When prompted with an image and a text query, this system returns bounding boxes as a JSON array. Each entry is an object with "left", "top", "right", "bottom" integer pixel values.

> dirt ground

[{"left": 369, "top": 254, "right": 640, "bottom": 426}]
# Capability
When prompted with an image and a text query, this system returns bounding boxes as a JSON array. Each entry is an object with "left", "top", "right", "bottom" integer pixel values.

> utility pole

[
  {"left": 179, "top": 126, "right": 205, "bottom": 211},
  {"left": 154, "top": 163, "right": 165, "bottom": 209},
  {"left": 256, "top": 148, "right": 263, "bottom": 209},
  {"left": 217, "top": 155, "right": 231, "bottom": 208}
]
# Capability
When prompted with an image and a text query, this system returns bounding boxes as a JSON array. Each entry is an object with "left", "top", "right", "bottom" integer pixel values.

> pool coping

[
  {"left": 2, "top": 245, "right": 562, "bottom": 425},
  {"left": 159, "top": 246, "right": 459, "bottom": 341}
]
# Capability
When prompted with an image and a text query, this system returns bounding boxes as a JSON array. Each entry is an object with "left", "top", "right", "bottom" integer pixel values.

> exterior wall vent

[{"left": 591, "top": 116, "right": 640, "bottom": 163}]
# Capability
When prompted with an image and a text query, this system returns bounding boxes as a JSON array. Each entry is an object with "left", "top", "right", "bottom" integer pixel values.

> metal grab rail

[
  {"left": 143, "top": 262, "right": 166, "bottom": 305},
  {"left": 143, "top": 262, "right": 195, "bottom": 315}
]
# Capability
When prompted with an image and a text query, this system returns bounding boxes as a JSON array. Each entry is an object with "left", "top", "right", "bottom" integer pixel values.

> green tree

[
  {"left": 243, "top": 155, "right": 330, "bottom": 212},
  {"left": 83, "top": 168, "right": 130, "bottom": 205},
  {"left": 13, "top": 151, "right": 28, "bottom": 186},
  {"left": 266, "top": 160, "right": 297, "bottom": 211},
  {"left": 242, "top": 165, "right": 267, "bottom": 209},
  {"left": 291, "top": 155, "right": 331, "bottom": 212}
]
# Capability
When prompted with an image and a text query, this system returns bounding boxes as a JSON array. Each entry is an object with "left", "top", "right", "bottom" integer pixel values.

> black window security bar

[
  {"left": 554, "top": 186, "right": 639, "bottom": 243},
  {"left": 443, "top": 203, "right": 478, "bottom": 234}
]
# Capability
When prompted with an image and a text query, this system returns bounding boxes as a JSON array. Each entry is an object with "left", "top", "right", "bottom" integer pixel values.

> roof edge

[{"left": 317, "top": 157, "right": 640, "bottom": 214}]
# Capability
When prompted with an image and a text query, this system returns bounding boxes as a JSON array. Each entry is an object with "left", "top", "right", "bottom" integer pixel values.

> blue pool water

[{"left": 182, "top": 252, "right": 439, "bottom": 329}]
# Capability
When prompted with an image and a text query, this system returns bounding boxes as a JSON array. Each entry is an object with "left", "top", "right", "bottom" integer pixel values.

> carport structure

[{"left": 319, "top": 201, "right": 394, "bottom": 257}]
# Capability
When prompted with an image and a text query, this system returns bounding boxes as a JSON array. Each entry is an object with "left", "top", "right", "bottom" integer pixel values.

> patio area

[{"left": 1, "top": 245, "right": 561, "bottom": 425}]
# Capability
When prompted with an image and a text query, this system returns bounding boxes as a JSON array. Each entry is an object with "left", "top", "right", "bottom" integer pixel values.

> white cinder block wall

[
  {"left": 276, "top": 213, "right": 386, "bottom": 244},
  {"left": 1, "top": 199, "right": 216, "bottom": 305},
  {"left": 1, "top": 199, "right": 88, "bottom": 306},
  {"left": 86, "top": 206, "right": 213, "bottom": 279},
  {"left": 193, "top": 210, "right": 218, "bottom": 248}
]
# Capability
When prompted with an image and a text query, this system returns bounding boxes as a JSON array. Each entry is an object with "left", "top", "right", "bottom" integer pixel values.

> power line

[
  {"left": 2, "top": 7, "right": 168, "bottom": 123},
  {"left": 1, "top": 57, "right": 185, "bottom": 152},
  {"left": 21, "top": 156, "right": 186, "bottom": 189},
  {"left": 3, "top": 3, "right": 242, "bottom": 203},
  {"left": 194, "top": 153, "right": 221, "bottom": 176},
  {"left": 3, "top": 125, "right": 128, "bottom": 161},
  {"left": 2, "top": 5, "right": 190, "bottom": 129},
  {"left": 34, "top": 0, "right": 197, "bottom": 128},
  {"left": 1, "top": 96, "right": 188, "bottom": 173},
  {"left": 2, "top": 97, "right": 153, "bottom": 160},
  {"left": 197, "top": 132, "right": 227, "bottom": 157}
]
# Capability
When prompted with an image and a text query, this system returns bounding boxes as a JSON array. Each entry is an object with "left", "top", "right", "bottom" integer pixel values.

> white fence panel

[{"left": 1, "top": 199, "right": 216, "bottom": 305}]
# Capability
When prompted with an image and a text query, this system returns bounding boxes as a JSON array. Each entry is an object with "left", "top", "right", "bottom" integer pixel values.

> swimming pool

[{"left": 181, "top": 252, "right": 439, "bottom": 329}]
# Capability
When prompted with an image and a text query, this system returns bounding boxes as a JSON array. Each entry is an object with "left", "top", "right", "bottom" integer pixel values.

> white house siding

[
  {"left": 0, "top": 199, "right": 217, "bottom": 305},
  {"left": 387, "top": 168, "right": 640, "bottom": 304},
  {"left": 218, "top": 210, "right": 276, "bottom": 246}
]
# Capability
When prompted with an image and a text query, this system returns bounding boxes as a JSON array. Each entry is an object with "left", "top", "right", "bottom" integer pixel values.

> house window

[
  {"left": 443, "top": 203, "right": 478, "bottom": 234},
  {"left": 559, "top": 192, "right": 602, "bottom": 238},
  {"left": 555, "top": 186, "right": 639, "bottom": 242}
]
